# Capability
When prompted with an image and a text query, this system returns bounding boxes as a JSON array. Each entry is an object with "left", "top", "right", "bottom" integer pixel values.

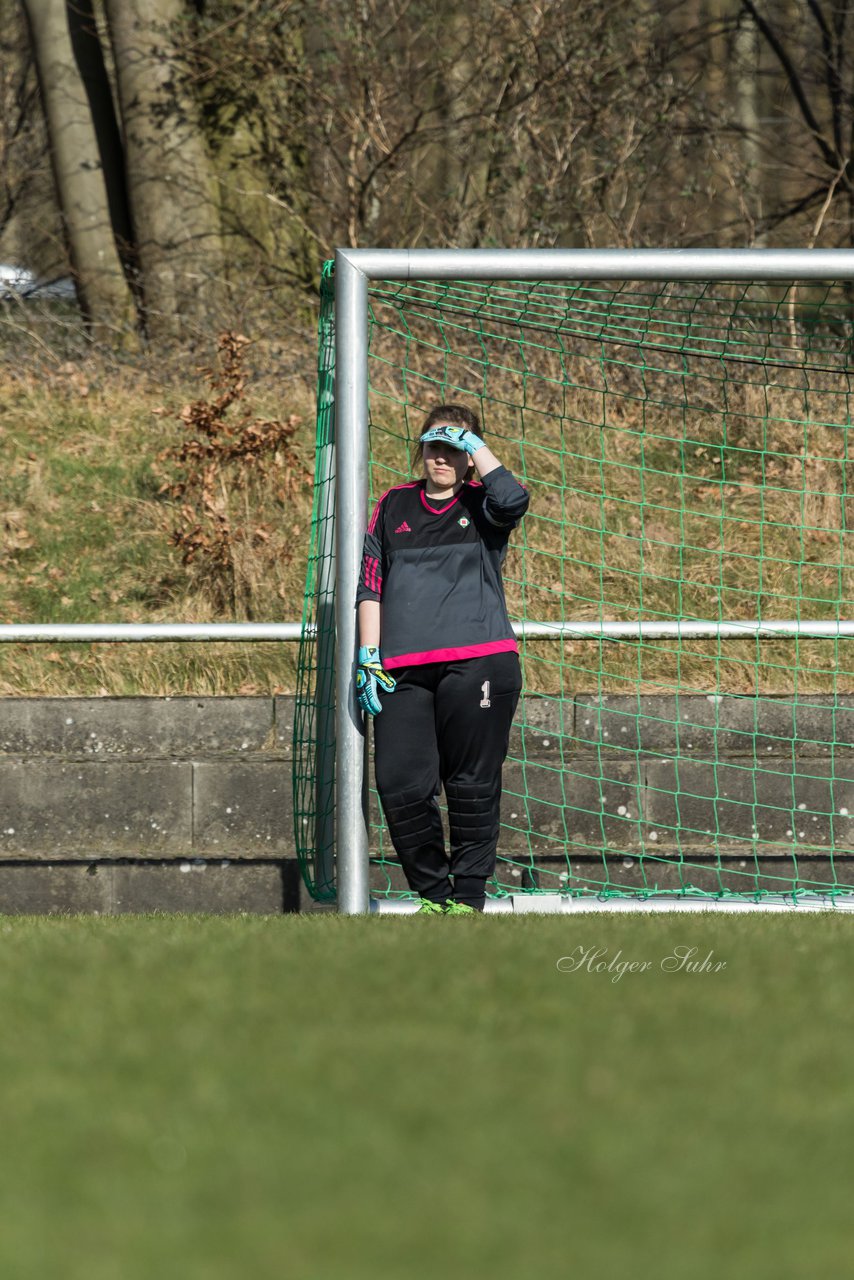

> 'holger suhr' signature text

[{"left": 556, "top": 945, "right": 727, "bottom": 983}]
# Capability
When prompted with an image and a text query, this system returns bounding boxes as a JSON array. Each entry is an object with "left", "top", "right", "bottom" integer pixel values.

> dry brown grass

[{"left": 0, "top": 342, "right": 318, "bottom": 695}]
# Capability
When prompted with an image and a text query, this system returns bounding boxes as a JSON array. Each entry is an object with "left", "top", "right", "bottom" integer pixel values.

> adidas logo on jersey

[{"left": 395, "top": 521, "right": 412, "bottom": 533}]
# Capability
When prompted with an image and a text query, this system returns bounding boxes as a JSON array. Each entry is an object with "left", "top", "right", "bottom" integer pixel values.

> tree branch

[{"left": 741, "top": 0, "right": 844, "bottom": 178}]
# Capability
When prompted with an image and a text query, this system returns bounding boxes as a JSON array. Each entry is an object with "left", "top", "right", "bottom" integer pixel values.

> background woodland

[{"left": 4, "top": 0, "right": 854, "bottom": 348}]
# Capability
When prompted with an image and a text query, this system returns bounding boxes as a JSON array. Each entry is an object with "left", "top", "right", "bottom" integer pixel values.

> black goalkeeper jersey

[{"left": 356, "top": 465, "right": 529, "bottom": 669}]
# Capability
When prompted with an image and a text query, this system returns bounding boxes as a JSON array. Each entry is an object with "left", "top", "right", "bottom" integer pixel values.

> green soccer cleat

[
  {"left": 444, "top": 901, "right": 477, "bottom": 915},
  {"left": 416, "top": 898, "right": 446, "bottom": 914}
]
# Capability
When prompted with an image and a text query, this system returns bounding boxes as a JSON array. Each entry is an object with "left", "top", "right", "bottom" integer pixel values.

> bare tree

[
  {"left": 287, "top": 0, "right": 718, "bottom": 252},
  {"left": 19, "top": 0, "right": 135, "bottom": 333},
  {"left": 182, "top": 0, "right": 317, "bottom": 298},
  {"left": 103, "top": 0, "right": 223, "bottom": 341},
  {"left": 729, "top": 0, "right": 854, "bottom": 246},
  {"left": 0, "top": 2, "right": 41, "bottom": 247}
]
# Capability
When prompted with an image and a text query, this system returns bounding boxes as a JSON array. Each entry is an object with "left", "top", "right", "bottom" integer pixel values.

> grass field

[{"left": 0, "top": 912, "right": 851, "bottom": 1279}]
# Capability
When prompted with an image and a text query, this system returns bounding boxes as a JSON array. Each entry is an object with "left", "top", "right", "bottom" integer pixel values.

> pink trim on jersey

[
  {"left": 362, "top": 555, "right": 382, "bottom": 594},
  {"left": 367, "top": 482, "right": 420, "bottom": 534},
  {"left": 420, "top": 490, "right": 460, "bottom": 515},
  {"left": 384, "top": 636, "right": 519, "bottom": 669}
]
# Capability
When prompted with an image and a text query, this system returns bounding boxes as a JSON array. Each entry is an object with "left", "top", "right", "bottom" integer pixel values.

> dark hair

[
  {"left": 413, "top": 403, "right": 482, "bottom": 473},
  {"left": 421, "top": 403, "right": 481, "bottom": 435}
]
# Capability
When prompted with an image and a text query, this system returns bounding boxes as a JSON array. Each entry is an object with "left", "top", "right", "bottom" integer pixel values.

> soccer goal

[{"left": 294, "top": 248, "right": 854, "bottom": 914}]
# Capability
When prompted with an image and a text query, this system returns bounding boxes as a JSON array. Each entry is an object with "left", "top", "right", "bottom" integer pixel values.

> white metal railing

[
  {"left": 516, "top": 620, "right": 854, "bottom": 639},
  {"left": 0, "top": 623, "right": 307, "bottom": 642},
  {"left": 2, "top": 619, "right": 853, "bottom": 644}
]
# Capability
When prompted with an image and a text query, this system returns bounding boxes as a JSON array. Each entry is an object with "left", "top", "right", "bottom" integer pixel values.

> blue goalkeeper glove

[
  {"left": 355, "top": 646, "right": 397, "bottom": 716},
  {"left": 419, "top": 423, "right": 486, "bottom": 456}
]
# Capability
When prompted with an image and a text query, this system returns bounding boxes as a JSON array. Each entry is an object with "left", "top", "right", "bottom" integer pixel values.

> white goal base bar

[{"left": 372, "top": 893, "right": 854, "bottom": 914}]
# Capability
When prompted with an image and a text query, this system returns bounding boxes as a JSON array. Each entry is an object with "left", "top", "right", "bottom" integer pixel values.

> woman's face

[{"left": 422, "top": 441, "right": 470, "bottom": 490}]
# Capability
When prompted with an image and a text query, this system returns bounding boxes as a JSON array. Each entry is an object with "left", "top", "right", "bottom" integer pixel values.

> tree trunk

[
  {"left": 19, "top": 0, "right": 136, "bottom": 334},
  {"left": 104, "top": 0, "right": 223, "bottom": 344},
  {"left": 65, "top": 0, "right": 139, "bottom": 284},
  {"left": 734, "top": 5, "right": 764, "bottom": 242}
]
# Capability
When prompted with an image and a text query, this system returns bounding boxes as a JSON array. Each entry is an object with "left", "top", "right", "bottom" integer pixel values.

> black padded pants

[{"left": 372, "top": 652, "right": 522, "bottom": 909}]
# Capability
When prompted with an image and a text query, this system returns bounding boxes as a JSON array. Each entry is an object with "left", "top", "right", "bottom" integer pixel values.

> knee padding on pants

[
  {"left": 379, "top": 786, "right": 443, "bottom": 859},
  {"left": 444, "top": 779, "right": 501, "bottom": 845}
]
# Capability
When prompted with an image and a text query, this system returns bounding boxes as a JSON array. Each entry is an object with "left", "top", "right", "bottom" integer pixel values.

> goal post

[{"left": 299, "top": 247, "right": 854, "bottom": 914}]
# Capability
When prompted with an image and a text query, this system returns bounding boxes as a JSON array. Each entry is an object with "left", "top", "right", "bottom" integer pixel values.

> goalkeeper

[{"left": 355, "top": 404, "right": 529, "bottom": 914}]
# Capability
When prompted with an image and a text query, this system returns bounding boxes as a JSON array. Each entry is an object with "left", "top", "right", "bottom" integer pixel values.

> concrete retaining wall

[
  {"left": 0, "top": 693, "right": 851, "bottom": 913},
  {"left": 0, "top": 697, "right": 299, "bottom": 914}
]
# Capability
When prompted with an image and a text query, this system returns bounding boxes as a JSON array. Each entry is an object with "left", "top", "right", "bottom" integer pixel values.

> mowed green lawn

[{"left": 0, "top": 912, "right": 851, "bottom": 1279}]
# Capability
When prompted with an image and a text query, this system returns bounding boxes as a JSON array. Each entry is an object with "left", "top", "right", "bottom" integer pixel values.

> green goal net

[{"left": 295, "top": 265, "right": 854, "bottom": 905}]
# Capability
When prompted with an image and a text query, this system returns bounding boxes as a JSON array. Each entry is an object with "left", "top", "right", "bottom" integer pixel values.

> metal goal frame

[{"left": 332, "top": 248, "right": 854, "bottom": 915}]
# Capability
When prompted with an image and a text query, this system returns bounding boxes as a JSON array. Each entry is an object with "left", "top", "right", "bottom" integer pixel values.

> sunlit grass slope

[{"left": 0, "top": 361, "right": 316, "bottom": 695}]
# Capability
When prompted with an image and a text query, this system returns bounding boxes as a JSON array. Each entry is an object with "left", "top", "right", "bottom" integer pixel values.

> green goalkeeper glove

[
  {"left": 419, "top": 423, "right": 486, "bottom": 456},
  {"left": 355, "top": 646, "right": 397, "bottom": 716}
]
